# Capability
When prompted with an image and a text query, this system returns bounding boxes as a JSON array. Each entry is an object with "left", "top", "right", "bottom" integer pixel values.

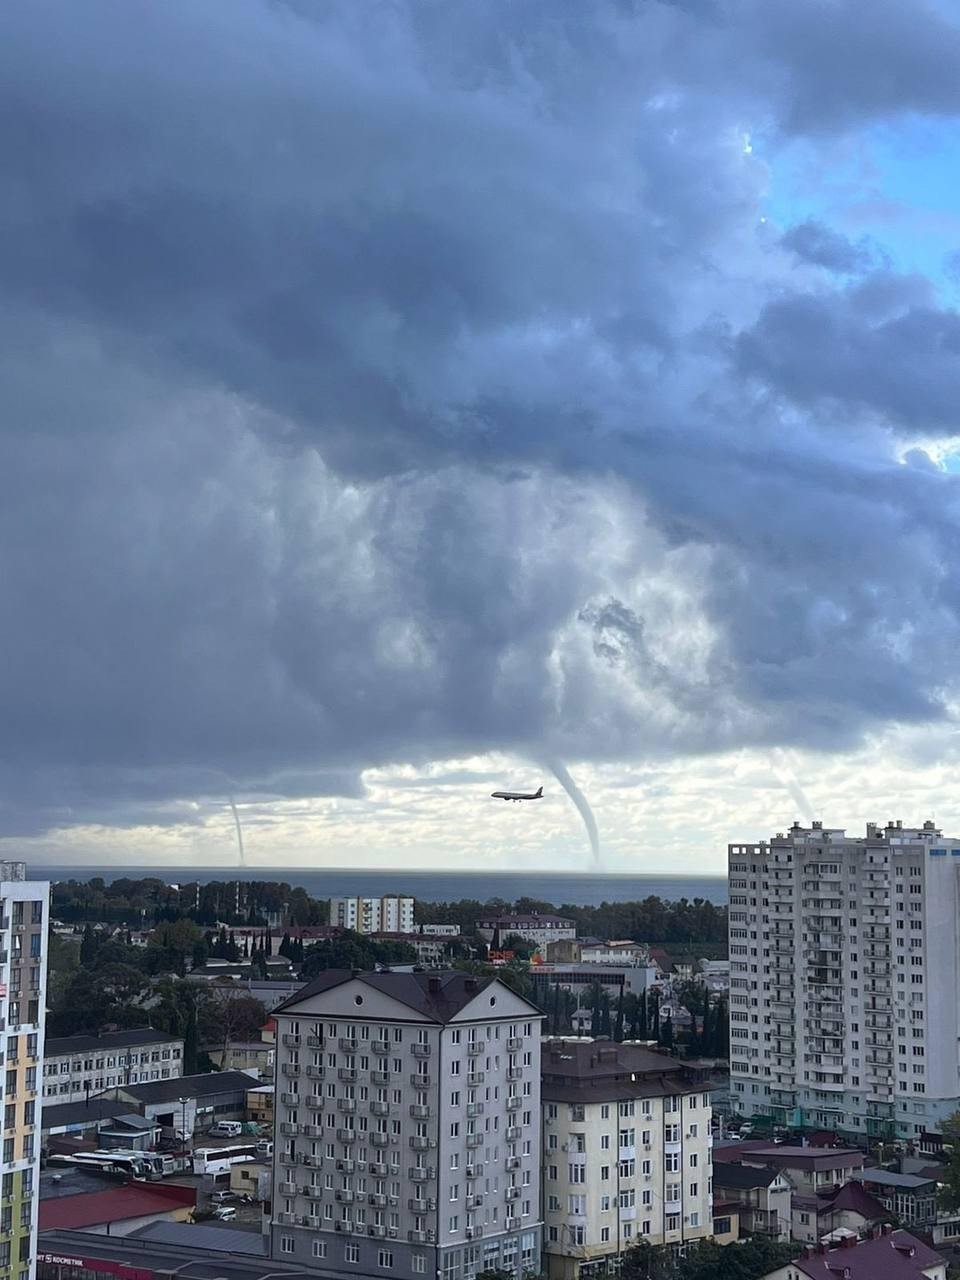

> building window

[
  {"left": 312, "top": 1241, "right": 327, "bottom": 1259},
  {"left": 345, "top": 1243, "right": 360, "bottom": 1263},
  {"left": 412, "top": 1256, "right": 426, "bottom": 1273},
  {"left": 378, "top": 1250, "right": 394, "bottom": 1268},
  {"left": 280, "top": 1236, "right": 294, "bottom": 1255}
]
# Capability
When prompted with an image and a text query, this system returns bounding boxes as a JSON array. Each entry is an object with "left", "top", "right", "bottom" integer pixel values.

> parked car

[
  {"left": 210, "top": 1190, "right": 236, "bottom": 1205},
  {"left": 209, "top": 1121, "right": 243, "bottom": 1139},
  {"left": 212, "top": 1205, "right": 237, "bottom": 1221}
]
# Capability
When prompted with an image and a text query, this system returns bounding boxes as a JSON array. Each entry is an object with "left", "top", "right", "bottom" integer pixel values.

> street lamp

[{"left": 178, "top": 1097, "right": 189, "bottom": 1165}]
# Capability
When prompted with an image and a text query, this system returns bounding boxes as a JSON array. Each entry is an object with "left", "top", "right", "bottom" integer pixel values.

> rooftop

[
  {"left": 45, "top": 1028, "right": 180, "bottom": 1057},
  {"left": 477, "top": 913, "right": 574, "bottom": 926},
  {"left": 39, "top": 1182, "right": 195, "bottom": 1231},
  {"left": 860, "top": 1168, "right": 939, "bottom": 1190},
  {"left": 792, "top": 1227, "right": 944, "bottom": 1280},
  {"left": 37, "top": 1227, "right": 310, "bottom": 1280},
  {"left": 41, "top": 1098, "right": 142, "bottom": 1131},
  {"left": 713, "top": 1142, "right": 864, "bottom": 1170},
  {"left": 115, "top": 1069, "right": 261, "bottom": 1104},
  {"left": 275, "top": 968, "right": 541, "bottom": 1022},
  {"left": 540, "top": 1038, "right": 707, "bottom": 1102},
  {"left": 712, "top": 1163, "right": 785, "bottom": 1190}
]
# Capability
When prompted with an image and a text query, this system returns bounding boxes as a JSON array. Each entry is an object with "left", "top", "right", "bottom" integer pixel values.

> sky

[{"left": 5, "top": 0, "right": 960, "bottom": 875}]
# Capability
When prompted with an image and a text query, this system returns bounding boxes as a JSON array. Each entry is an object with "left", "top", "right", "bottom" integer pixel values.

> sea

[{"left": 31, "top": 866, "right": 727, "bottom": 907}]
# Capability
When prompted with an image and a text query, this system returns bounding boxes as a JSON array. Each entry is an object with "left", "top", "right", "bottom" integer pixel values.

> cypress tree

[{"left": 614, "top": 993, "right": 625, "bottom": 1043}]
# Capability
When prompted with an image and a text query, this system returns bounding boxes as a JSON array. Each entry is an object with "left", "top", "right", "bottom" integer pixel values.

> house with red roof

[{"left": 761, "top": 1226, "right": 946, "bottom": 1280}]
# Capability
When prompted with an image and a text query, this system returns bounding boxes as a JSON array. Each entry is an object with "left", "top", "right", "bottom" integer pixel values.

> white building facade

[
  {"left": 729, "top": 820, "right": 960, "bottom": 1140},
  {"left": 329, "top": 897, "right": 415, "bottom": 935},
  {"left": 0, "top": 862, "right": 49, "bottom": 1280},
  {"left": 269, "top": 970, "right": 543, "bottom": 1279},
  {"left": 541, "top": 1040, "right": 713, "bottom": 1280},
  {"left": 43, "top": 1029, "right": 184, "bottom": 1103}
]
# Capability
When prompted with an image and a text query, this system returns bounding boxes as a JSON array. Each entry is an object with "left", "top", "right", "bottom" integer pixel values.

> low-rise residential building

[
  {"left": 419, "top": 924, "right": 461, "bottom": 937},
  {"left": 711, "top": 1199, "right": 741, "bottom": 1244},
  {"left": 541, "top": 1038, "right": 713, "bottom": 1280},
  {"left": 792, "top": 1180, "right": 887, "bottom": 1244},
  {"left": 43, "top": 1030, "right": 184, "bottom": 1103},
  {"left": 477, "top": 915, "right": 576, "bottom": 948},
  {"left": 370, "top": 932, "right": 448, "bottom": 967},
  {"left": 761, "top": 1226, "right": 946, "bottom": 1280},
  {"left": 859, "top": 1169, "right": 939, "bottom": 1231},
  {"left": 713, "top": 1143, "right": 865, "bottom": 1198},
  {"left": 208, "top": 1041, "right": 275, "bottom": 1079},
  {"left": 328, "top": 895, "right": 415, "bottom": 934},
  {"left": 711, "top": 1164, "right": 792, "bottom": 1241},
  {"left": 245, "top": 1084, "right": 274, "bottom": 1129}
]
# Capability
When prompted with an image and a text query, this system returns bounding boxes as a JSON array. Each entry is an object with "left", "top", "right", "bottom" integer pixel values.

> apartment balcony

[
  {"left": 368, "top": 1194, "right": 388, "bottom": 1208},
  {"left": 467, "top": 1072, "right": 485, "bottom": 1086},
  {"left": 505, "top": 1097, "right": 521, "bottom": 1112},
  {"left": 372, "top": 1039, "right": 390, "bottom": 1055},
  {"left": 277, "top": 1212, "right": 298, "bottom": 1225},
  {"left": 336, "top": 1129, "right": 357, "bottom": 1143},
  {"left": 370, "top": 1101, "right": 391, "bottom": 1117},
  {"left": 334, "top": 1221, "right": 355, "bottom": 1233},
  {"left": 506, "top": 1068, "right": 523, "bottom": 1082},
  {"left": 306, "top": 1065, "right": 324, "bottom": 1080},
  {"left": 410, "top": 1136, "right": 437, "bottom": 1151},
  {"left": 282, "top": 1034, "right": 300, "bottom": 1048},
  {"left": 368, "top": 1225, "right": 388, "bottom": 1239},
  {"left": 301, "top": 1154, "right": 323, "bottom": 1168},
  {"left": 465, "top": 1226, "right": 484, "bottom": 1239},
  {"left": 340, "top": 1037, "right": 359, "bottom": 1052},
  {"left": 369, "top": 1162, "right": 388, "bottom": 1176},
  {"left": 280, "top": 1092, "right": 299, "bottom": 1106},
  {"left": 306, "top": 1095, "right": 324, "bottom": 1111},
  {"left": 505, "top": 1187, "right": 520, "bottom": 1202},
  {"left": 306, "top": 1034, "right": 323, "bottom": 1048},
  {"left": 506, "top": 1037, "right": 523, "bottom": 1051},
  {"left": 281, "top": 1063, "right": 299, "bottom": 1078},
  {"left": 336, "top": 1158, "right": 355, "bottom": 1173},
  {"left": 467, "top": 1040, "right": 485, "bottom": 1056},
  {"left": 337, "top": 1099, "right": 357, "bottom": 1113},
  {"left": 371, "top": 1070, "right": 391, "bottom": 1084},
  {"left": 335, "top": 1189, "right": 355, "bottom": 1203},
  {"left": 279, "top": 1181, "right": 298, "bottom": 1196},
  {"left": 410, "top": 1074, "right": 432, "bottom": 1087},
  {"left": 303, "top": 1186, "right": 324, "bottom": 1200},
  {"left": 466, "top": 1164, "right": 482, "bottom": 1178},
  {"left": 411, "top": 1044, "right": 432, "bottom": 1058},
  {"left": 506, "top": 1156, "right": 521, "bottom": 1170},
  {"left": 467, "top": 1102, "right": 485, "bottom": 1117},
  {"left": 280, "top": 1122, "right": 301, "bottom": 1136},
  {"left": 339, "top": 1068, "right": 358, "bottom": 1082},
  {"left": 302, "top": 1123, "right": 323, "bottom": 1138},
  {"left": 408, "top": 1168, "right": 435, "bottom": 1182},
  {"left": 466, "top": 1193, "right": 484, "bottom": 1208},
  {"left": 409, "top": 1197, "right": 437, "bottom": 1212},
  {"left": 409, "top": 1104, "right": 432, "bottom": 1120},
  {"left": 506, "top": 1126, "right": 522, "bottom": 1141},
  {"left": 408, "top": 1230, "right": 437, "bottom": 1244},
  {"left": 466, "top": 1133, "right": 483, "bottom": 1148}
]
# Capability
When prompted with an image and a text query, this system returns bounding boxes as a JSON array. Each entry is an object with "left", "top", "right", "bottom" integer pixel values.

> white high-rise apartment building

[
  {"left": 0, "top": 862, "right": 49, "bottom": 1280},
  {"left": 541, "top": 1040, "right": 713, "bottom": 1280},
  {"left": 729, "top": 819, "right": 960, "bottom": 1141},
  {"left": 329, "top": 896, "right": 415, "bottom": 935},
  {"left": 269, "top": 969, "right": 543, "bottom": 1279}
]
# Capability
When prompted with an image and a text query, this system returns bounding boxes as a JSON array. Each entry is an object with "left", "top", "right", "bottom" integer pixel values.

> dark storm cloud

[
  {"left": 781, "top": 220, "right": 878, "bottom": 273},
  {"left": 2, "top": 0, "right": 960, "bottom": 835}
]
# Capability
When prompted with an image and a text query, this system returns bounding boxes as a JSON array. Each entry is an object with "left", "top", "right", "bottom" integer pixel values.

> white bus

[
  {"left": 192, "top": 1144, "right": 260, "bottom": 1176},
  {"left": 47, "top": 1150, "right": 157, "bottom": 1180}
]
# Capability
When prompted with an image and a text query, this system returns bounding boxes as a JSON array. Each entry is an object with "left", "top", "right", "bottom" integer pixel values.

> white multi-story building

[
  {"left": 329, "top": 896, "right": 415, "bottom": 935},
  {"left": 269, "top": 969, "right": 543, "bottom": 1279},
  {"left": 476, "top": 916, "right": 577, "bottom": 950},
  {"left": 0, "top": 862, "right": 49, "bottom": 1280},
  {"left": 729, "top": 819, "right": 960, "bottom": 1141},
  {"left": 43, "top": 1028, "right": 185, "bottom": 1102},
  {"left": 541, "top": 1039, "right": 713, "bottom": 1280}
]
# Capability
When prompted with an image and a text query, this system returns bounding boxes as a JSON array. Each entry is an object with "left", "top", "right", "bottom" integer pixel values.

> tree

[
  {"left": 614, "top": 992, "right": 625, "bottom": 1043},
  {"left": 590, "top": 982, "right": 603, "bottom": 1037},
  {"left": 79, "top": 924, "right": 99, "bottom": 966},
  {"left": 673, "top": 1237, "right": 799, "bottom": 1280},
  {"left": 659, "top": 1013, "right": 674, "bottom": 1051},
  {"left": 621, "top": 1240, "right": 677, "bottom": 1280}
]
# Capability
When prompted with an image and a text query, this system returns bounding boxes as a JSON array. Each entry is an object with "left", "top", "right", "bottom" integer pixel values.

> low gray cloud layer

[{"left": 2, "top": 0, "right": 960, "bottom": 836}]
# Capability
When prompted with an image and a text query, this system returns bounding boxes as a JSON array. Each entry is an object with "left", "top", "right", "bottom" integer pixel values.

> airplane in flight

[{"left": 491, "top": 785, "right": 543, "bottom": 802}]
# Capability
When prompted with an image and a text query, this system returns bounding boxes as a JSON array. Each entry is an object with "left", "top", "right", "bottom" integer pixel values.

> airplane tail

[{"left": 535, "top": 786, "right": 543, "bottom": 798}]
